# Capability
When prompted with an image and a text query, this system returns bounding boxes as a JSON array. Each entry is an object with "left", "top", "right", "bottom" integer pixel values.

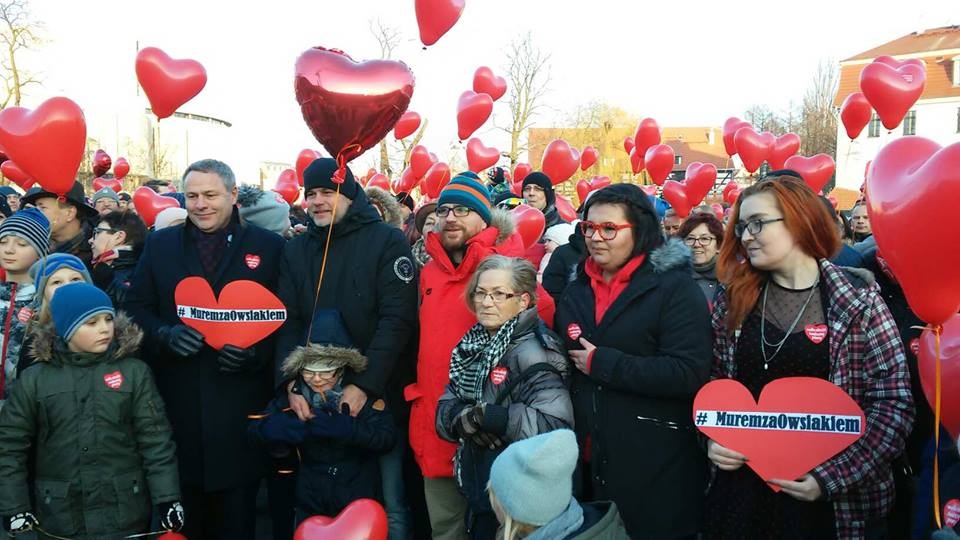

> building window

[
  {"left": 674, "top": 155, "right": 682, "bottom": 166},
  {"left": 868, "top": 115, "right": 881, "bottom": 137},
  {"left": 902, "top": 110, "right": 916, "bottom": 136}
]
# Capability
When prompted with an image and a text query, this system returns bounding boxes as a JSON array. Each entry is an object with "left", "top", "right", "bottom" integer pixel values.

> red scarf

[{"left": 585, "top": 254, "right": 646, "bottom": 325}]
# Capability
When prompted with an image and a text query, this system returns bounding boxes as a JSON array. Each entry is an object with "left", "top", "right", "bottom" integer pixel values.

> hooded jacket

[
  {"left": 408, "top": 208, "right": 557, "bottom": 478},
  {"left": 91, "top": 246, "right": 142, "bottom": 307},
  {"left": 0, "top": 314, "right": 180, "bottom": 539},
  {"left": 0, "top": 281, "right": 35, "bottom": 407},
  {"left": 365, "top": 186, "right": 405, "bottom": 229}
]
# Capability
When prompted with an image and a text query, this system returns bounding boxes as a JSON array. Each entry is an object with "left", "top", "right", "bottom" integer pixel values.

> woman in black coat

[{"left": 554, "top": 184, "right": 713, "bottom": 539}]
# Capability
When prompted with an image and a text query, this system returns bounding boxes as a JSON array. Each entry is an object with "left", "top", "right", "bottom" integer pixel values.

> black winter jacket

[{"left": 542, "top": 229, "right": 586, "bottom": 300}]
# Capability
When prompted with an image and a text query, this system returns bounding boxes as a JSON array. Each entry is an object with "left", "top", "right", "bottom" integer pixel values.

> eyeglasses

[
  {"left": 93, "top": 227, "right": 119, "bottom": 237},
  {"left": 436, "top": 205, "right": 473, "bottom": 218},
  {"left": 472, "top": 291, "right": 522, "bottom": 304},
  {"left": 302, "top": 369, "right": 340, "bottom": 380},
  {"left": 579, "top": 220, "right": 632, "bottom": 241},
  {"left": 734, "top": 218, "right": 784, "bottom": 237},
  {"left": 683, "top": 236, "right": 716, "bottom": 247}
]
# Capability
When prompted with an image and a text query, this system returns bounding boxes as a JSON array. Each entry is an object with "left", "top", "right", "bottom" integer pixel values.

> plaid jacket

[{"left": 711, "top": 259, "right": 914, "bottom": 540}]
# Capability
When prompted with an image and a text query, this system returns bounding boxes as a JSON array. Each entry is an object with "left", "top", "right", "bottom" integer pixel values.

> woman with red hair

[{"left": 703, "top": 174, "right": 914, "bottom": 540}]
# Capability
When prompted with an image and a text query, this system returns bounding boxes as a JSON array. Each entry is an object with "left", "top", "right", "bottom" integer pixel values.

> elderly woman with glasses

[
  {"left": 678, "top": 212, "right": 725, "bottom": 304},
  {"left": 553, "top": 183, "right": 713, "bottom": 539},
  {"left": 436, "top": 255, "right": 572, "bottom": 540}
]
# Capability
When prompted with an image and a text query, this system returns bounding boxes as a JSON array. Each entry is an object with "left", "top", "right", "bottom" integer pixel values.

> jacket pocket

[
  {"left": 35, "top": 478, "right": 80, "bottom": 535},
  {"left": 112, "top": 470, "right": 151, "bottom": 531}
]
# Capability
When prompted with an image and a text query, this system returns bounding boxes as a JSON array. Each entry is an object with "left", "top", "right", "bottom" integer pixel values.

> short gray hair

[
  {"left": 182, "top": 159, "right": 236, "bottom": 191},
  {"left": 465, "top": 255, "right": 538, "bottom": 313}
]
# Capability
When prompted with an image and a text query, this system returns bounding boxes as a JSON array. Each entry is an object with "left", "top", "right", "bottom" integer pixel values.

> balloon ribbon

[
  {"left": 933, "top": 324, "right": 943, "bottom": 528},
  {"left": 305, "top": 161, "right": 345, "bottom": 343}
]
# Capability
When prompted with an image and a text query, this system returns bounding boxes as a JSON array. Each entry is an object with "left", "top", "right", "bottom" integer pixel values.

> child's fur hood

[
  {"left": 649, "top": 237, "right": 693, "bottom": 273},
  {"left": 489, "top": 207, "right": 516, "bottom": 245},
  {"left": 281, "top": 343, "right": 368, "bottom": 379},
  {"left": 365, "top": 186, "right": 404, "bottom": 228},
  {"left": 30, "top": 312, "right": 143, "bottom": 362}
]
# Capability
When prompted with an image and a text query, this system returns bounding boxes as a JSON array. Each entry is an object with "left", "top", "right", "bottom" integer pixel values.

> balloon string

[
  {"left": 33, "top": 526, "right": 173, "bottom": 539},
  {"left": 305, "top": 160, "right": 344, "bottom": 344},
  {"left": 933, "top": 324, "right": 943, "bottom": 528}
]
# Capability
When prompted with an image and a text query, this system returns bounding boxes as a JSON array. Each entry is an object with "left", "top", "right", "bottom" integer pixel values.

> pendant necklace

[{"left": 760, "top": 276, "right": 819, "bottom": 370}]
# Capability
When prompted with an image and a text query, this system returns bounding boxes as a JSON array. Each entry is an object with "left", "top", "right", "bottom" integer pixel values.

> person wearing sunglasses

[
  {"left": 705, "top": 174, "right": 913, "bottom": 539},
  {"left": 554, "top": 183, "right": 712, "bottom": 538},
  {"left": 678, "top": 212, "right": 724, "bottom": 304}
]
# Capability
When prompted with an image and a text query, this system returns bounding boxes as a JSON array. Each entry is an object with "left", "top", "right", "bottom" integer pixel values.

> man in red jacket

[{"left": 405, "top": 173, "right": 555, "bottom": 540}]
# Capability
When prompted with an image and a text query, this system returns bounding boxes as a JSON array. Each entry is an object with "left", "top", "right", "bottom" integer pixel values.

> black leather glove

[
  {"left": 470, "top": 431, "right": 505, "bottom": 450},
  {"left": 159, "top": 325, "right": 204, "bottom": 357},
  {"left": 3, "top": 511, "right": 39, "bottom": 535},
  {"left": 159, "top": 500, "right": 185, "bottom": 532},
  {"left": 452, "top": 405, "right": 481, "bottom": 440},
  {"left": 217, "top": 344, "right": 259, "bottom": 373}
]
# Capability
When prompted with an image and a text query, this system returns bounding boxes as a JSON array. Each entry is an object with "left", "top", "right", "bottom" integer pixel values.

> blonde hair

[{"left": 488, "top": 483, "right": 538, "bottom": 540}]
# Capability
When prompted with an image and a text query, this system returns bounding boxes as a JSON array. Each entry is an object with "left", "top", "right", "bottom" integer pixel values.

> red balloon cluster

[
  {"left": 733, "top": 127, "right": 774, "bottom": 173},
  {"left": 135, "top": 47, "right": 207, "bottom": 120},
  {"left": 421, "top": 163, "right": 452, "bottom": 198},
  {"left": 722, "top": 117, "right": 751, "bottom": 157},
  {"left": 367, "top": 173, "right": 391, "bottom": 191},
  {"left": 576, "top": 175, "right": 611, "bottom": 203},
  {"left": 661, "top": 162, "right": 717, "bottom": 218}
]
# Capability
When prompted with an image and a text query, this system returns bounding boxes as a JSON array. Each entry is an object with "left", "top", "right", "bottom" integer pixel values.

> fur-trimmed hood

[
  {"left": 281, "top": 343, "right": 368, "bottom": 379},
  {"left": 649, "top": 237, "right": 693, "bottom": 273},
  {"left": 489, "top": 207, "right": 516, "bottom": 245},
  {"left": 365, "top": 186, "right": 404, "bottom": 229},
  {"left": 29, "top": 312, "right": 143, "bottom": 363}
]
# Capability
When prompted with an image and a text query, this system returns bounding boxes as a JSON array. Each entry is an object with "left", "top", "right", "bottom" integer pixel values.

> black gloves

[
  {"left": 158, "top": 325, "right": 204, "bottom": 357},
  {"left": 217, "top": 344, "right": 260, "bottom": 373},
  {"left": 259, "top": 411, "right": 308, "bottom": 445},
  {"left": 453, "top": 404, "right": 506, "bottom": 450},
  {"left": 307, "top": 402, "right": 356, "bottom": 440},
  {"left": 159, "top": 500, "right": 185, "bottom": 532},
  {"left": 3, "top": 511, "right": 39, "bottom": 535},
  {"left": 453, "top": 405, "right": 482, "bottom": 440}
]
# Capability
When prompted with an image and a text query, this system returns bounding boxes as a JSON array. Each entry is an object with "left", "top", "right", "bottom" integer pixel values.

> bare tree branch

[
  {"left": 0, "top": 0, "right": 43, "bottom": 108},
  {"left": 501, "top": 33, "right": 550, "bottom": 165}
]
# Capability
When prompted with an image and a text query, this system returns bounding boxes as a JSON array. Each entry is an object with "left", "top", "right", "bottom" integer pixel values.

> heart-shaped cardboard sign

[
  {"left": 294, "top": 498, "right": 387, "bottom": 540},
  {"left": 174, "top": 277, "right": 286, "bottom": 351},
  {"left": 694, "top": 377, "right": 864, "bottom": 490}
]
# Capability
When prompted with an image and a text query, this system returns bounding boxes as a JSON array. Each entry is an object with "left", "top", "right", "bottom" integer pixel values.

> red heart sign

[
  {"left": 473, "top": 66, "right": 507, "bottom": 102},
  {"left": 644, "top": 144, "right": 675, "bottom": 186},
  {"left": 296, "top": 149, "right": 323, "bottom": 187},
  {"left": 859, "top": 61, "right": 925, "bottom": 131},
  {"left": 274, "top": 169, "right": 300, "bottom": 205},
  {"left": 93, "top": 149, "right": 112, "bottom": 177},
  {"left": 722, "top": 117, "right": 751, "bottom": 157},
  {"left": 576, "top": 176, "right": 611, "bottom": 204},
  {"left": 540, "top": 139, "right": 580, "bottom": 185},
  {"left": 512, "top": 163, "right": 532, "bottom": 184},
  {"left": 133, "top": 186, "right": 181, "bottom": 227},
  {"left": 694, "top": 377, "right": 865, "bottom": 489},
  {"left": 466, "top": 138, "right": 499, "bottom": 173},
  {"left": 93, "top": 177, "right": 123, "bottom": 193},
  {"left": 393, "top": 111, "right": 421, "bottom": 140},
  {"left": 113, "top": 157, "right": 130, "bottom": 180},
  {"left": 511, "top": 204, "right": 545, "bottom": 250},
  {"left": 768, "top": 133, "right": 801, "bottom": 170},
  {"left": 174, "top": 277, "right": 286, "bottom": 351},
  {"left": 1, "top": 160, "right": 33, "bottom": 190},
  {"left": 135, "top": 47, "right": 207, "bottom": 120},
  {"left": 580, "top": 146, "right": 599, "bottom": 171},
  {"left": 294, "top": 498, "right": 388, "bottom": 540},
  {"left": 734, "top": 127, "right": 774, "bottom": 173},
  {"left": 456, "top": 91, "right": 493, "bottom": 141},
  {"left": 804, "top": 324, "right": 828, "bottom": 344},
  {"left": 415, "top": 0, "right": 465, "bottom": 47},
  {"left": 840, "top": 92, "right": 873, "bottom": 140},
  {"left": 421, "top": 162, "right": 452, "bottom": 199},
  {"left": 0, "top": 96, "right": 86, "bottom": 196},
  {"left": 295, "top": 47, "right": 414, "bottom": 164},
  {"left": 784, "top": 154, "right": 835, "bottom": 195}
]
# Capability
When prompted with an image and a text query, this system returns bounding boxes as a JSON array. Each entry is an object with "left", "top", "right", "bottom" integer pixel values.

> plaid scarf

[{"left": 448, "top": 315, "right": 520, "bottom": 403}]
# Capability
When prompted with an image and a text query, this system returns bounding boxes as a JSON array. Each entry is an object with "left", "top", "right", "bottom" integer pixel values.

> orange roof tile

[{"left": 842, "top": 26, "right": 960, "bottom": 62}]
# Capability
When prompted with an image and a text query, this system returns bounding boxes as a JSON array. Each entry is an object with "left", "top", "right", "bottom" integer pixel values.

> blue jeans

[{"left": 380, "top": 427, "right": 413, "bottom": 540}]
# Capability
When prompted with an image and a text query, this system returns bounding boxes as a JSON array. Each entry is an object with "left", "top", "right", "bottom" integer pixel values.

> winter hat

[
  {"left": 50, "top": 282, "right": 114, "bottom": 341},
  {"left": 0, "top": 208, "right": 50, "bottom": 258},
  {"left": 522, "top": 172, "right": 556, "bottom": 208},
  {"left": 543, "top": 222, "right": 575, "bottom": 246},
  {"left": 414, "top": 200, "right": 438, "bottom": 234},
  {"left": 0, "top": 186, "right": 18, "bottom": 198},
  {"left": 237, "top": 184, "right": 291, "bottom": 236},
  {"left": 489, "top": 429, "right": 579, "bottom": 526},
  {"left": 154, "top": 207, "right": 188, "bottom": 230},
  {"left": 395, "top": 192, "right": 415, "bottom": 213},
  {"left": 487, "top": 166, "right": 506, "bottom": 185},
  {"left": 303, "top": 157, "right": 360, "bottom": 200},
  {"left": 437, "top": 173, "right": 492, "bottom": 224},
  {"left": 281, "top": 309, "right": 367, "bottom": 377},
  {"left": 0, "top": 197, "right": 11, "bottom": 218},
  {"left": 20, "top": 181, "right": 98, "bottom": 220},
  {"left": 91, "top": 188, "right": 120, "bottom": 205},
  {"left": 30, "top": 253, "right": 93, "bottom": 295},
  {"left": 118, "top": 192, "right": 132, "bottom": 203}
]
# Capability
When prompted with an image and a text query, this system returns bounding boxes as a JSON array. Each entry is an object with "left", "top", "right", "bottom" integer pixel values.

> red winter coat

[{"left": 405, "top": 209, "right": 556, "bottom": 478}]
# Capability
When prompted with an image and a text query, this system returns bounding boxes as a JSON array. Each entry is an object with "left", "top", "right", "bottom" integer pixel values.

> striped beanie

[
  {"left": 0, "top": 208, "right": 50, "bottom": 258},
  {"left": 50, "top": 282, "right": 115, "bottom": 342},
  {"left": 438, "top": 172, "right": 492, "bottom": 224}
]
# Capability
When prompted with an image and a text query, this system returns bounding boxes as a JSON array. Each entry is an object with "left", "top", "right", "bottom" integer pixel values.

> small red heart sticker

[
  {"left": 909, "top": 338, "right": 920, "bottom": 357},
  {"left": 174, "top": 277, "right": 286, "bottom": 350},
  {"left": 804, "top": 324, "right": 828, "bottom": 344},
  {"left": 945, "top": 499, "right": 960, "bottom": 528},
  {"left": 103, "top": 371, "right": 124, "bottom": 390},
  {"left": 490, "top": 366, "right": 508, "bottom": 385},
  {"left": 245, "top": 254, "right": 261, "bottom": 270},
  {"left": 567, "top": 323, "right": 582, "bottom": 341}
]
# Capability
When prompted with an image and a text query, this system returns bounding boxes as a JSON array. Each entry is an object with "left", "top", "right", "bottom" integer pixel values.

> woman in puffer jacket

[{"left": 436, "top": 255, "right": 573, "bottom": 540}]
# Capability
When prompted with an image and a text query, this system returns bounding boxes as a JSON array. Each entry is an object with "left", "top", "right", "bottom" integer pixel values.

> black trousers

[{"left": 180, "top": 483, "right": 259, "bottom": 540}]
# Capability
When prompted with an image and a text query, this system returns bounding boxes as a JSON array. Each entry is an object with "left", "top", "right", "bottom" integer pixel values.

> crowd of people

[{"left": 0, "top": 156, "right": 953, "bottom": 540}]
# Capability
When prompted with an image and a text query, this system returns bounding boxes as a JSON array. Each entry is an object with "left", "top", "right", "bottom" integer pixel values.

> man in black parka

[{"left": 125, "top": 159, "right": 285, "bottom": 540}]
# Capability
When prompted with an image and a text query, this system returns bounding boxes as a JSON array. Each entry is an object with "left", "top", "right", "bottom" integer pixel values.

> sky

[{"left": 19, "top": 0, "right": 959, "bottom": 180}]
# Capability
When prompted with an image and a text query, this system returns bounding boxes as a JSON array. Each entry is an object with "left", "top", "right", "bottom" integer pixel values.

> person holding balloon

[{"left": 705, "top": 175, "right": 914, "bottom": 540}]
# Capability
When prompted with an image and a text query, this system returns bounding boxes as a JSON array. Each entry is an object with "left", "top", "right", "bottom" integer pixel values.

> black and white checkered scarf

[{"left": 448, "top": 315, "right": 520, "bottom": 403}]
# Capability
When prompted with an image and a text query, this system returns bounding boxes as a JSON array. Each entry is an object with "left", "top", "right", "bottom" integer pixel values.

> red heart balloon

[
  {"left": 135, "top": 47, "right": 207, "bottom": 120},
  {"left": 456, "top": 91, "right": 493, "bottom": 141},
  {"left": 409, "top": 145, "right": 436, "bottom": 180},
  {"left": 644, "top": 144, "right": 675, "bottom": 186},
  {"left": 694, "top": 377, "right": 865, "bottom": 490},
  {"left": 93, "top": 177, "right": 123, "bottom": 193},
  {"left": 415, "top": 0, "right": 465, "bottom": 47},
  {"left": 421, "top": 162, "right": 452, "bottom": 198},
  {"left": 662, "top": 180, "right": 694, "bottom": 218},
  {"left": 623, "top": 137, "right": 635, "bottom": 155},
  {"left": 0, "top": 96, "right": 86, "bottom": 195},
  {"left": 133, "top": 186, "right": 181, "bottom": 227},
  {"left": 575, "top": 175, "right": 611, "bottom": 203},
  {"left": 918, "top": 313, "right": 960, "bottom": 439},
  {"left": 1, "top": 160, "right": 33, "bottom": 189},
  {"left": 710, "top": 203, "right": 724, "bottom": 221},
  {"left": 512, "top": 163, "right": 532, "bottom": 184},
  {"left": 296, "top": 149, "right": 323, "bottom": 187},
  {"left": 174, "top": 276, "right": 287, "bottom": 351},
  {"left": 768, "top": 133, "right": 801, "bottom": 170},
  {"left": 157, "top": 533, "right": 187, "bottom": 540},
  {"left": 733, "top": 127, "right": 774, "bottom": 173},
  {"left": 872, "top": 55, "right": 926, "bottom": 70},
  {"left": 511, "top": 204, "right": 545, "bottom": 250},
  {"left": 294, "top": 499, "right": 388, "bottom": 540},
  {"left": 784, "top": 154, "right": 835, "bottom": 194},
  {"left": 366, "top": 173, "right": 391, "bottom": 191},
  {"left": 391, "top": 167, "right": 419, "bottom": 194},
  {"left": 466, "top": 138, "right": 499, "bottom": 172},
  {"left": 639, "top": 184, "right": 658, "bottom": 197},
  {"left": 629, "top": 147, "right": 643, "bottom": 174},
  {"left": 540, "top": 139, "right": 580, "bottom": 185},
  {"left": 859, "top": 61, "right": 925, "bottom": 130},
  {"left": 633, "top": 118, "right": 662, "bottom": 160},
  {"left": 840, "top": 92, "right": 873, "bottom": 140},
  {"left": 724, "top": 185, "right": 742, "bottom": 206},
  {"left": 473, "top": 66, "right": 507, "bottom": 102},
  {"left": 662, "top": 162, "right": 718, "bottom": 219},
  {"left": 93, "top": 149, "right": 112, "bottom": 177},
  {"left": 555, "top": 195, "right": 577, "bottom": 222},
  {"left": 580, "top": 146, "right": 599, "bottom": 171},
  {"left": 393, "top": 111, "right": 422, "bottom": 140},
  {"left": 295, "top": 47, "right": 414, "bottom": 164},
  {"left": 274, "top": 169, "right": 300, "bottom": 204},
  {"left": 866, "top": 137, "right": 960, "bottom": 325},
  {"left": 722, "top": 117, "right": 752, "bottom": 157},
  {"left": 113, "top": 157, "right": 130, "bottom": 180}
]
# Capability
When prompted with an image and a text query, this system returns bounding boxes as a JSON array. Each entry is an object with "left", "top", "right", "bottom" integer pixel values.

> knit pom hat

[
  {"left": 91, "top": 188, "right": 120, "bottom": 205},
  {"left": 50, "top": 282, "right": 115, "bottom": 342},
  {"left": 521, "top": 172, "right": 556, "bottom": 208},
  {"left": 237, "top": 185, "right": 291, "bottom": 236},
  {"left": 437, "top": 173, "right": 492, "bottom": 224},
  {"left": 489, "top": 429, "right": 579, "bottom": 526},
  {"left": 29, "top": 253, "right": 93, "bottom": 296},
  {"left": 0, "top": 207, "right": 50, "bottom": 258},
  {"left": 303, "top": 157, "right": 360, "bottom": 200}
]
